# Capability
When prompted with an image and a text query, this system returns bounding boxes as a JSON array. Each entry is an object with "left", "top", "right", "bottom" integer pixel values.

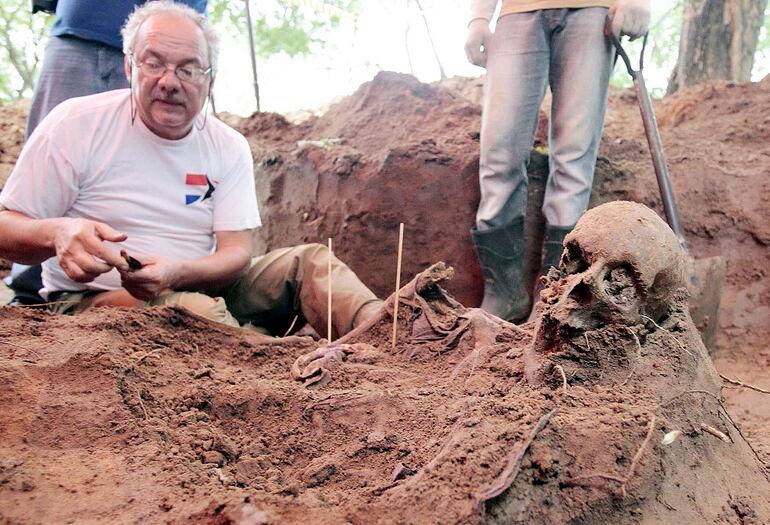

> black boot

[
  {"left": 539, "top": 224, "right": 573, "bottom": 278},
  {"left": 471, "top": 217, "right": 530, "bottom": 322},
  {"left": 528, "top": 223, "right": 573, "bottom": 320},
  {"left": 8, "top": 265, "right": 45, "bottom": 305}
]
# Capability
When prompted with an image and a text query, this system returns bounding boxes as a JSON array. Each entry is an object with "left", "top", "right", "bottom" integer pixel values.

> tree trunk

[{"left": 667, "top": 0, "right": 767, "bottom": 94}]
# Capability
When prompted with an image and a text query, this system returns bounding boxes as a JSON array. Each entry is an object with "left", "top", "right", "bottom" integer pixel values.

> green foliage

[
  {"left": 0, "top": 0, "right": 53, "bottom": 101},
  {"left": 609, "top": 2, "right": 683, "bottom": 98},
  {"left": 209, "top": 0, "right": 360, "bottom": 58}
]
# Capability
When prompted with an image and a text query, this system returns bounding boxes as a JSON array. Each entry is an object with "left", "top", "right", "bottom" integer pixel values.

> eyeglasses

[{"left": 129, "top": 54, "right": 211, "bottom": 84}]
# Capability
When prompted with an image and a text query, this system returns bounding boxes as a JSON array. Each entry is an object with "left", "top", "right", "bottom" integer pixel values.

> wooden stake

[
  {"left": 327, "top": 238, "right": 333, "bottom": 342},
  {"left": 392, "top": 223, "right": 405, "bottom": 349}
]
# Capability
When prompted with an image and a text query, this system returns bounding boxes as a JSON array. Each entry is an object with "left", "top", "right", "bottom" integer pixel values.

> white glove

[
  {"left": 465, "top": 18, "right": 492, "bottom": 68},
  {"left": 608, "top": 0, "right": 651, "bottom": 40}
]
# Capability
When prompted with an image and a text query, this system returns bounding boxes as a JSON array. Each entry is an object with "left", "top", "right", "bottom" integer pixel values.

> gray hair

[{"left": 121, "top": 0, "right": 219, "bottom": 76}]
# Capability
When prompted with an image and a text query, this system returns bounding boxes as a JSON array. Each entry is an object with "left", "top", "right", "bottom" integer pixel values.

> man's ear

[{"left": 123, "top": 54, "right": 132, "bottom": 83}]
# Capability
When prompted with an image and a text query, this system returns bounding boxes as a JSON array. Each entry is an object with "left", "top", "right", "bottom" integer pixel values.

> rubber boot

[
  {"left": 471, "top": 217, "right": 530, "bottom": 322},
  {"left": 528, "top": 224, "right": 573, "bottom": 320},
  {"left": 8, "top": 264, "right": 45, "bottom": 305}
]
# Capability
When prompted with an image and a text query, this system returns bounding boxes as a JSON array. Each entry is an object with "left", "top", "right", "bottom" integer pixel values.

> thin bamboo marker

[
  {"left": 327, "top": 238, "right": 333, "bottom": 342},
  {"left": 392, "top": 223, "right": 405, "bottom": 349}
]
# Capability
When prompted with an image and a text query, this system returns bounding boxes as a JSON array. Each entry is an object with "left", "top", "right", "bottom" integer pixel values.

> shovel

[{"left": 609, "top": 33, "right": 726, "bottom": 351}]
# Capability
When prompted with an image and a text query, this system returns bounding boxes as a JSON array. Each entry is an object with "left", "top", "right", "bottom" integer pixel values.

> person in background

[
  {"left": 464, "top": 0, "right": 650, "bottom": 322},
  {"left": 7, "top": 0, "right": 207, "bottom": 305}
]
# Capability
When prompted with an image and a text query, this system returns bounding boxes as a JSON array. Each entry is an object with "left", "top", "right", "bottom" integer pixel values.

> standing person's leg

[
  {"left": 476, "top": 12, "right": 550, "bottom": 230},
  {"left": 544, "top": 7, "right": 613, "bottom": 230},
  {"left": 472, "top": 12, "right": 550, "bottom": 322},
  {"left": 529, "top": 8, "right": 613, "bottom": 316},
  {"left": 25, "top": 35, "right": 126, "bottom": 137},
  {"left": 223, "top": 244, "right": 380, "bottom": 339}
]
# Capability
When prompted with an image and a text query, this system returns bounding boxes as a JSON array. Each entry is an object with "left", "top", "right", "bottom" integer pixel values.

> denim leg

[
  {"left": 476, "top": 12, "right": 549, "bottom": 230},
  {"left": 544, "top": 7, "right": 614, "bottom": 227},
  {"left": 25, "top": 35, "right": 127, "bottom": 138}
]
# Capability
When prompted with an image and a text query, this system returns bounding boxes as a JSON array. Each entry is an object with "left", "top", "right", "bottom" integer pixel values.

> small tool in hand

[{"left": 120, "top": 249, "right": 143, "bottom": 271}]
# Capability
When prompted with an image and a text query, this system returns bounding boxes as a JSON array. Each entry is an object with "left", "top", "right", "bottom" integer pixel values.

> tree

[
  {"left": 0, "top": 1, "right": 52, "bottom": 101},
  {"left": 208, "top": 0, "right": 360, "bottom": 110},
  {"left": 209, "top": 0, "right": 360, "bottom": 58},
  {"left": 668, "top": 0, "right": 768, "bottom": 93},
  {"left": 0, "top": 0, "right": 358, "bottom": 104}
]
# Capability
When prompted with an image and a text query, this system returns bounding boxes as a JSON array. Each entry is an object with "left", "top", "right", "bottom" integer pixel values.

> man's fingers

[
  {"left": 94, "top": 222, "right": 128, "bottom": 243},
  {"left": 464, "top": 23, "right": 490, "bottom": 68},
  {"left": 476, "top": 50, "right": 487, "bottom": 68},
  {"left": 88, "top": 224, "right": 129, "bottom": 269},
  {"left": 466, "top": 47, "right": 487, "bottom": 68},
  {"left": 610, "top": 13, "right": 623, "bottom": 38},
  {"left": 604, "top": 12, "right": 616, "bottom": 37},
  {"left": 607, "top": 1, "right": 650, "bottom": 39},
  {"left": 70, "top": 250, "right": 113, "bottom": 276},
  {"left": 59, "top": 257, "right": 104, "bottom": 283}
]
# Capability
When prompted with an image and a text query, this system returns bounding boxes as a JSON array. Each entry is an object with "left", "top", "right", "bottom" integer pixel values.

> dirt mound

[
  {"left": 236, "top": 72, "right": 554, "bottom": 309},
  {"left": 0, "top": 99, "right": 26, "bottom": 188},
  {"left": 1, "top": 252, "right": 768, "bottom": 524},
  {"left": 239, "top": 71, "right": 486, "bottom": 307}
]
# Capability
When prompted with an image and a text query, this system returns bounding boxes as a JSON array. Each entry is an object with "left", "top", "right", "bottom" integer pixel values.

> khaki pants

[{"left": 51, "top": 244, "right": 379, "bottom": 339}]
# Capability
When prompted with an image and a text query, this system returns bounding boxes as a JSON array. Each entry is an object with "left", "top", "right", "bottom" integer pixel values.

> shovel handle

[{"left": 609, "top": 34, "right": 690, "bottom": 254}]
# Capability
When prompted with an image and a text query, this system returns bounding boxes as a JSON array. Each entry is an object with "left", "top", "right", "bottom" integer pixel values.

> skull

[{"left": 531, "top": 201, "right": 686, "bottom": 358}]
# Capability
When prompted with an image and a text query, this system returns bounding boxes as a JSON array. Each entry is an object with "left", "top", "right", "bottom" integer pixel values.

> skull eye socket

[
  {"left": 568, "top": 281, "right": 592, "bottom": 304},
  {"left": 562, "top": 241, "right": 589, "bottom": 275},
  {"left": 603, "top": 264, "right": 640, "bottom": 309}
]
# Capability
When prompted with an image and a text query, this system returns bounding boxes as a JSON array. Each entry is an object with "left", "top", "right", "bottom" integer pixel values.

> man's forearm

[
  {"left": 0, "top": 210, "right": 59, "bottom": 264},
  {"left": 170, "top": 245, "right": 253, "bottom": 293}
]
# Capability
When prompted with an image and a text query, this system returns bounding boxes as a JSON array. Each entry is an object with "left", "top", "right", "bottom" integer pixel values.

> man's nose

[{"left": 157, "top": 67, "right": 182, "bottom": 88}]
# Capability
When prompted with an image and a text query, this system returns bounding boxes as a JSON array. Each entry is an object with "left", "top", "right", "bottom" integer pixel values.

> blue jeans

[
  {"left": 26, "top": 35, "right": 129, "bottom": 136},
  {"left": 476, "top": 7, "right": 614, "bottom": 229},
  {"left": 9, "top": 35, "right": 128, "bottom": 302}
]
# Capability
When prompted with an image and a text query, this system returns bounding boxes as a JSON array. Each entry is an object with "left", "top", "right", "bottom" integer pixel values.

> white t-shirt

[{"left": 0, "top": 89, "right": 261, "bottom": 296}]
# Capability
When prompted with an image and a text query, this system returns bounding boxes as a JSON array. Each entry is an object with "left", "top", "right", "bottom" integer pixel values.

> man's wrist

[
  {"left": 165, "top": 259, "right": 185, "bottom": 291},
  {"left": 468, "top": 17, "right": 490, "bottom": 28},
  {"left": 40, "top": 217, "right": 67, "bottom": 253}
]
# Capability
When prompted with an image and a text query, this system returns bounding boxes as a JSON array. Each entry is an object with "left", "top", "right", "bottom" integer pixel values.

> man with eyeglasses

[
  {"left": 0, "top": 1, "right": 382, "bottom": 339},
  {"left": 6, "top": 0, "right": 207, "bottom": 306}
]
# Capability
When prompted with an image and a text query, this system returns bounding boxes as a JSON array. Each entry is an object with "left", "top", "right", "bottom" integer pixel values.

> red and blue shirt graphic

[{"left": 185, "top": 173, "right": 216, "bottom": 205}]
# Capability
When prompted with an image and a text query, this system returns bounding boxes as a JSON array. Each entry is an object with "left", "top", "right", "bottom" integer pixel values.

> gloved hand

[
  {"left": 464, "top": 18, "right": 492, "bottom": 68},
  {"left": 607, "top": 0, "right": 651, "bottom": 40},
  {"left": 291, "top": 342, "right": 377, "bottom": 389},
  {"left": 291, "top": 344, "right": 347, "bottom": 389}
]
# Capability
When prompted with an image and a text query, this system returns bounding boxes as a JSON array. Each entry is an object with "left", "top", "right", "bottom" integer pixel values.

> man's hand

[
  {"left": 607, "top": 0, "right": 651, "bottom": 40},
  {"left": 464, "top": 18, "right": 492, "bottom": 68},
  {"left": 116, "top": 230, "right": 252, "bottom": 302},
  {"left": 118, "top": 255, "right": 179, "bottom": 301},
  {"left": 53, "top": 218, "right": 128, "bottom": 282}
]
